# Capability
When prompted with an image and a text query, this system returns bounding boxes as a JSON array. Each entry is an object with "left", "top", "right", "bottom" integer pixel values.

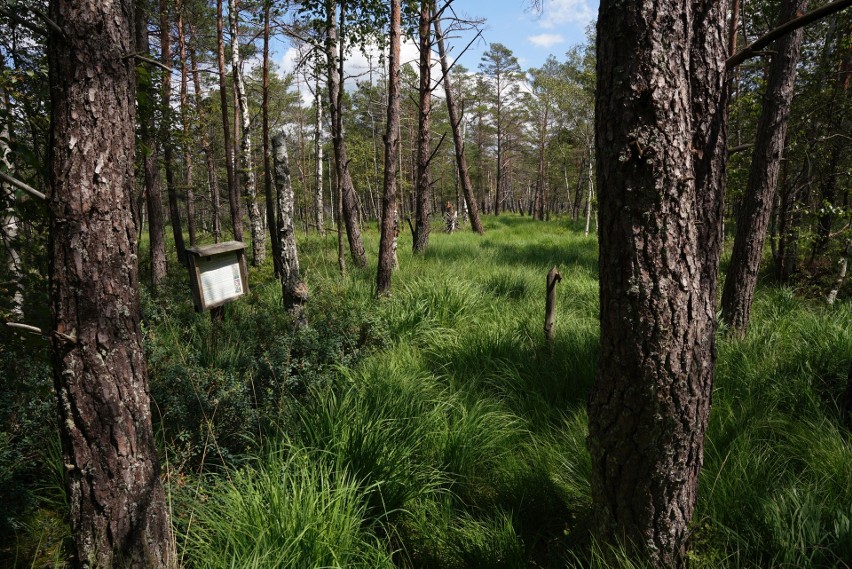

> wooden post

[{"left": 544, "top": 267, "right": 562, "bottom": 344}]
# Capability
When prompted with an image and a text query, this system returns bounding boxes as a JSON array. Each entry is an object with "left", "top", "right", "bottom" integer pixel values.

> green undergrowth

[{"left": 4, "top": 216, "right": 850, "bottom": 567}]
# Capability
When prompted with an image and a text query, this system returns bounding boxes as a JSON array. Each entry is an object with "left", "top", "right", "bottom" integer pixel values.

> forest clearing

[{"left": 2, "top": 0, "right": 852, "bottom": 567}]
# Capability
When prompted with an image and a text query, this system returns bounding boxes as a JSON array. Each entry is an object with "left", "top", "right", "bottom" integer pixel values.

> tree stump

[{"left": 544, "top": 267, "right": 562, "bottom": 344}]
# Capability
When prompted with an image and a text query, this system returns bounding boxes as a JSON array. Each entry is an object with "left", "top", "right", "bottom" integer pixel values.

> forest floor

[{"left": 6, "top": 215, "right": 852, "bottom": 568}]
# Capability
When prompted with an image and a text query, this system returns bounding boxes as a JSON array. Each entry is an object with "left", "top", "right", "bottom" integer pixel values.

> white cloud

[
  {"left": 538, "top": 0, "right": 594, "bottom": 29},
  {"left": 528, "top": 33, "right": 565, "bottom": 48}
]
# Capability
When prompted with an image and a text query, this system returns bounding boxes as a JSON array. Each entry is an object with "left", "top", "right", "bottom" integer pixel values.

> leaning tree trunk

[
  {"left": 272, "top": 133, "right": 308, "bottom": 320},
  {"left": 412, "top": 0, "right": 432, "bottom": 253},
  {"left": 326, "top": 0, "right": 367, "bottom": 269},
  {"left": 160, "top": 0, "right": 187, "bottom": 266},
  {"left": 135, "top": 0, "right": 167, "bottom": 288},
  {"left": 47, "top": 1, "right": 175, "bottom": 566},
  {"left": 434, "top": 13, "right": 483, "bottom": 234},
  {"left": 229, "top": 0, "right": 265, "bottom": 266},
  {"left": 217, "top": 0, "right": 242, "bottom": 242},
  {"left": 376, "top": 0, "right": 401, "bottom": 296},
  {"left": 588, "top": 0, "right": 728, "bottom": 565},
  {"left": 721, "top": 0, "right": 808, "bottom": 337}
]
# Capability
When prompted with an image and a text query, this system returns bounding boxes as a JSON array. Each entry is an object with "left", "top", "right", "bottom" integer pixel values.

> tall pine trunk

[
  {"left": 434, "top": 13, "right": 483, "bottom": 234},
  {"left": 412, "top": 0, "right": 432, "bottom": 253},
  {"left": 377, "top": 0, "right": 401, "bottom": 296},
  {"left": 262, "top": 1, "right": 282, "bottom": 276},
  {"left": 160, "top": 0, "right": 187, "bottom": 266},
  {"left": 177, "top": 6, "right": 197, "bottom": 247},
  {"left": 217, "top": 0, "right": 242, "bottom": 242},
  {"left": 326, "top": 0, "right": 366, "bottom": 268},
  {"left": 47, "top": 1, "right": 175, "bottom": 565},
  {"left": 721, "top": 0, "right": 808, "bottom": 337},
  {"left": 588, "top": 0, "right": 727, "bottom": 564}
]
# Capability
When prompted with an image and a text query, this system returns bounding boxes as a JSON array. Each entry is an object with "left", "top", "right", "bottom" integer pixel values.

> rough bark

[
  {"left": 262, "top": 1, "right": 282, "bottom": 277},
  {"left": 217, "top": 0, "right": 242, "bottom": 242},
  {"left": 272, "top": 133, "right": 308, "bottom": 320},
  {"left": 376, "top": 0, "right": 401, "bottom": 296},
  {"left": 326, "top": 0, "right": 367, "bottom": 269},
  {"left": 229, "top": 0, "right": 265, "bottom": 266},
  {"left": 177, "top": 6, "right": 197, "bottom": 246},
  {"left": 721, "top": 0, "right": 808, "bottom": 337},
  {"left": 160, "top": 0, "right": 187, "bottom": 266},
  {"left": 136, "top": 0, "right": 167, "bottom": 288},
  {"left": 47, "top": 1, "right": 175, "bottom": 566},
  {"left": 412, "top": 0, "right": 432, "bottom": 253},
  {"left": 588, "top": 0, "right": 728, "bottom": 564},
  {"left": 434, "top": 13, "right": 483, "bottom": 234},
  {"left": 189, "top": 27, "right": 222, "bottom": 243}
]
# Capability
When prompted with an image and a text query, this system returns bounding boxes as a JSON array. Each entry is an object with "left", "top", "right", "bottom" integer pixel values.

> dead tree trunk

[
  {"left": 376, "top": 0, "right": 401, "bottom": 296},
  {"left": 272, "top": 133, "right": 308, "bottom": 320},
  {"left": 721, "top": 0, "right": 809, "bottom": 337},
  {"left": 544, "top": 267, "right": 561, "bottom": 344},
  {"left": 434, "top": 14, "right": 483, "bottom": 234},
  {"left": 47, "top": 0, "right": 175, "bottom": 565}
]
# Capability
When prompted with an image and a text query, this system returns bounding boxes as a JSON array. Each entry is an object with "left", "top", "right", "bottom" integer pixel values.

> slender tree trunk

[
  {"left": 160, "top": 0, "right": 187, "bottom": 266},
  {"left": 136, "top": 0, "right": 167, "bottom": 288},
  {"left": 189, "top": 28, "right": 222, "bottom": 243},
  {"left": 377, "top": 0, "right": 401, "bottom": 296},
  {"left": 412, "top": 0, "right": 432, "bottom": 253},
  {"left": 217, "top": 0, "right": 242, "bottom": 242},
  {"left": 229, "top": 0, "right": 265, "bottom": 266},
  {"left": 434, "top": 13, "right": 483, "bottom": 234},
  {"left": 326, "top": 0, "right": 366, "bottom": 269},
  {"left": 535, "top": 107, "right": 549, "bottom": 221},
  {"left": 588, "top": 0, "right": 728, "bottom": 564},
  {"left": 1, "top": 80, "right": 24, "bottom": 318},
  {"left": 584, "top": 147, "right": 593, "bottom": 237},
  {"left": 177, "top": 6, "right": 197, "bottom": 246},
  {"left": 721, "top": 0, "right": 808, "bottom": 337},
  {"left": 272, "top": 133, "right": 308, "bottom": 319},
  {"left": 262, "top": 1, "right": 282, "bottom": 276},
  {"left": 47, "top": 1, "right": 175, "bottom": 565},
  {"left": 314, "top": 75, "right": 325, "bottom": 235}
]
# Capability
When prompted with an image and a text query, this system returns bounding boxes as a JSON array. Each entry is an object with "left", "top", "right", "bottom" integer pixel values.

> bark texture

[
  {"left": 177, "top": 7, "right": 197, "bottom": 246},
  {"left": 412, "top": 0, "right": 432, "bottom": 253},
  {"left": 314, "top": 76, "right": 325, "bottom": 235},
  {"left": 262, "top": 1, "right": 282, "bottom": 277},
  {"left": 434, "top": 13, "right": 483, "bottom": 234},
  {"left": 47, "top": 1, "right": 175, "bottom": 566},
  {"left": 272, "top": 133, "right": 308, "bottom": 319},
  {"left": 377, "top": 0, "right": 401, "bottom": 296},
  {"left": 326, "top": 0, "right": 367, "bottom": 269},
  {"left": 217, "top": 0, "right": 243, "bottom": 242},
  {"left": 721, "top": 0, "right": 808, "bottom": 337},
  {"left": 588, "top": 0, "right": 728, "bottom": 564},
  {"left": 1, "top": 82, "right": 24, "bottom": 318}
]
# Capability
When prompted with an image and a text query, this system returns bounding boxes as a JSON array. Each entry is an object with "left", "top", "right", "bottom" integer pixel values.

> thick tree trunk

[
  {"left": 412, "top": 0, "right": 432, "bottom": 253},
  {"left": 721, "top": 0, "right": 808, "bottom": 337},
  {"left": 229, "top": 0, "right": 265, "bottom": 266},
  {"left": 189, "top": 29, "right": 222, "bottom": 243},
  {"left": 272, "top": 133, "right": 308, "bottom": 320},
  {"left": 217, "top": 0, "right": 243, "bottom": 242},
  {"left": 160, "top": 0, "right": 187, "bottom": 267},
  {"left": 588, "top": 0, "right": 727, "bottom": 565},
  {"left": 47, "top": 1, "right": 175, "bottom": 566},
  {"left": 177, "top": 7, "right": 197, "bottom": 247},
  {"left": 326, "top": 0, "right": 367, "bottom": 269},
  {"left": 136, "top": 0, "right": 167, "bottom": 288},
  {"left": 377, "top": 0, "right": 401, "bottom": 296},
  {"left": 434, "top": 14, "right": 483, "bottom": 234},
  {"left": 262, "top": 1, "right": 282, "bottom": 277}
]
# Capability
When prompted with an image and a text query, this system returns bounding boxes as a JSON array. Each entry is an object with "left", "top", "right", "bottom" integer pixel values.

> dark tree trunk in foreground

[
  {"left": 136, "top": 0, "right": 167, "bottom": 288},
  {"left": 262, "top": 1, "right": 282, "bottom": 277},
  {"left": 47, "top": 1, "right": 175, "bottom": 566},
  {"left": 217, "top": 0, "right": 243, "bottom": 242},
  {"left": 326, "top": 0, "right": 367, "bottom": 269},
  {"left": 272, "top": 133, "right": 308, "bottom": 320},
  {"left": 588, "top": 0, "right": 728, "bottom": 564},
  {"left": 377, "top": 0, "right": 401, "bottom": 296},
  {"left": 412, "top": 0, "right": 432, "bottom": 253},
  {"left": 721, "top": 0, "right": 808, "bottom": 337},
  {"left": 434, "top": 13, "right": 483, "bottom": 234},
  {"left": 160, "top": 0, "right": 187, "bottom": 266}
]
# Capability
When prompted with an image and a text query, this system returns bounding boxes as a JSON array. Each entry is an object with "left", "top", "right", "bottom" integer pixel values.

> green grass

[{"left": 11, "top": 215, "right": 850, "bottom": 567}]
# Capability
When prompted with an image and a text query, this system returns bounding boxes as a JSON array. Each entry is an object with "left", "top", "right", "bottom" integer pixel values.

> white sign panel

[{"left": 198, "top": 252, "right": 244, "bottom": 306}]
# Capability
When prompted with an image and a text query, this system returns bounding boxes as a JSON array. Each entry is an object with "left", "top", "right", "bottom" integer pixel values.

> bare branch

[{"left": 0, "top": 171, "right": 46, "bottom": 201}]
